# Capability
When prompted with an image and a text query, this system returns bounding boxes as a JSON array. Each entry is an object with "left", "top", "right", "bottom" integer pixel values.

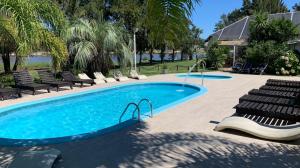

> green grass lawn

[{"left": 109, "top": 60, "right": 211, "bottom": 76}]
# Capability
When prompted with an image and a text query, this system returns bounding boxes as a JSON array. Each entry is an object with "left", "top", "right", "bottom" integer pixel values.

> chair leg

[
  {"left": 57, "top": 86, "right": 59, "bottom": 92},
  {"left": 70, "top": 85, "right": 73, "bottom": 89}
]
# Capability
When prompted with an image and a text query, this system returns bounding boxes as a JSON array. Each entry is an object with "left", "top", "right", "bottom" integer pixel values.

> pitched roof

[{"left": 209, "top": 11, "right": 300, "bottom": 42}]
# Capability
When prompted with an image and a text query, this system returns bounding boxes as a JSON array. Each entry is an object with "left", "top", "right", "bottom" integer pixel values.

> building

[{"left": 207, "top": 11, "right": 300, "bottom": 65}]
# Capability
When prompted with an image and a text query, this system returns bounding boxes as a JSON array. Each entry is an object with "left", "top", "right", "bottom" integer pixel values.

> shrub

[
  {"left": 274, "top": 51, "right": 300, "bottom": 76},
  {"left": 206, "top": 40, "right": 230, "bottom": 69},
  {"left": 245, "top": 41, "right": 287, "bottom": 72}
]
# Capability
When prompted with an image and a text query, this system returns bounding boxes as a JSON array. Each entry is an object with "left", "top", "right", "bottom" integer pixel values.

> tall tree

[
  {"left": 145, "top": 0, "right": 200, "bottom": 63},
  {"left": 66, "top": 19, "right": 132, "bottom": 75},
  {"left": 252, "top": 0, "right": 288, "bottom": 13},
  {"left": 293, "top": 3, "right": 300, "bottom": 11},
  {"left": 214, "top": 0, "right": 289, "bottom": 31},
  {"left": 0, "top": 0, "right": 68, "bottom": 73}
]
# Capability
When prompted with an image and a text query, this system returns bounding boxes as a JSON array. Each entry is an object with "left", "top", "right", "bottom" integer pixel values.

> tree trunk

[
  {"left": 139, "top": 51, "right": 143, "bottom": 65},
  {"left": 13, "top": 54, "right": 20, "bottom": 71},
  {"left": 172, "top": 49, "right": 175, "bottom": 62},
  {"left": 189, "top": 53, "right": 193, "bottom": 60},
  {"left": 181, "top": 51, "right": 184, "bottom": 61},
  {"left": 2, "top": 51, "right": 11, "bottom": 74},
  {"left": 149, "top": 48, "right": 153, "bottom": 64},
  {"left": 160, "top": 47, "right": 165, "bottom": 64}
]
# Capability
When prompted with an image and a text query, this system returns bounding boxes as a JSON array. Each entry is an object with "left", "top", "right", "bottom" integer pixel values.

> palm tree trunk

[
  {"left": 2, "top": 51, "right": 11, "bottom": 74},
  {"left": 181, "top": 50, "right": 184, "bottom": 61},
  {"left": 13, "top": 54, "right": 20, "bottom": 71}
]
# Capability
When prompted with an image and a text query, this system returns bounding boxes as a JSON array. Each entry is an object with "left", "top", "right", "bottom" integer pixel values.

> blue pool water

[
  {"left": 177, "top": 74, "right": 232, "bottom": 80},
  {"left": 0, "top": 83, "right": 206, "bottom": 143}
]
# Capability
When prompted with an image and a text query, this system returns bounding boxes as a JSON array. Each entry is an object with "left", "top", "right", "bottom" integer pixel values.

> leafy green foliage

[
  {"left": 246, "top": 13, "right": 300, "bottom": 75},
  {"left": 249, "top": 13, "right": 299, "bottom": 43},
  {"left": 206, "top": 40, "right": 230, "bottom": 69},
  {"left": 245, "top": 41, "right": 287, "bottom": 68},
  {"left": 66, "top": 19, "right": 132, "bottom": 75},
  {"left": 0, "top": 0, "right": 68, "bottom": 73},
  {"left": 274, "top": 51, "right": 300, "bottom": 75}
]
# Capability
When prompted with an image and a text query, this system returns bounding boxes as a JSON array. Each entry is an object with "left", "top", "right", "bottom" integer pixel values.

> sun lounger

[
  {"left": 129, "top": 70, "right": 147, "bottom": 80},
  {"left": 0, "top": 87, "right": 21, "bottom": 100},
  {"left": 214, "top": 114, "right": 300, "bottom": 141},
  {"left": 13, "top": 70, "right": 51, "bottom": 95},
  {"left": 113, "top": 71, "right": 129, "bottom": 82},
  {"left": 232, "top": 62, "right": 243, "bottom": 73},
  {"left": 61, "top": 71, "right": 95, "bottom": 87},
  {"left": 260, "top": 85, "right": 300, "bottom": 93},
  {"left": 248, "top": 89, "right": 300, "bottom": 99},
  {"left": 240, "top": 62, "right": 252, "bottom": 74},
  {"left": 252, "top": 63, "right": 268, "bottom": 75},
  {"left": 239, "top": 94, "right": 296, "bottom": 106},
  {"left": 266, "top": 79, "right": 300, "bottom": 88},
  {"left": 8, "top": 148, "right": 61, "bottom": 168},
  {"left": 78, "top": 73, "right": 105, "bottom": 84},
  {"left": 94, "top": 72, "right": 116, "bottom": 83},
  {"left": 38, "top": 70, "right": 73, "bottom": 91},
  {"left": 234, "top": 101, "right": 300, "bottom": 122},
  {"left": 215, "top": 79, "right": 300, "bottom": 141}
]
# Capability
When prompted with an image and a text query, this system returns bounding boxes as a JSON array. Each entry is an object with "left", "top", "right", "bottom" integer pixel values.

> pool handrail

[
  {"left": 119, "top": 102, "right": 140, "bottom": 123},
  {"left": 132, "top": 98, "right": 153, "bottom": 118}
]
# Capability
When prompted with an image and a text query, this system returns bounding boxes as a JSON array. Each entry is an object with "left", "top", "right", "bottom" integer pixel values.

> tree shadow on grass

[{"left": 0, "top": 121, "right": 299, "bottom": 168}]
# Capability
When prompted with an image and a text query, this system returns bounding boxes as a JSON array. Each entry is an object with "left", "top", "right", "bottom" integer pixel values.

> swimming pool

[
  {"left": 177, "top": 74, "right": 232, "bottom": 80},
  {"left": 0, "top": 82, "right": 206, "bottom": 145}
]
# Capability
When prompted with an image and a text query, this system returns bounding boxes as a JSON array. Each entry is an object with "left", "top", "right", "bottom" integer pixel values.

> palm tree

[
  {"left": 66, "top": 19, "right": 132, "bottom": 75},
  {"left": 145, "top": 0, "right": 200, "bottom": 63},
  {"left": 0, "top": 0, "right": 68, "bottom": 73}
]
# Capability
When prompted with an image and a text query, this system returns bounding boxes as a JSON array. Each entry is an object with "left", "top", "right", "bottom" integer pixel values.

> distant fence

[{"left": 137, "top": 64, "right": 194, "bottom": 73}]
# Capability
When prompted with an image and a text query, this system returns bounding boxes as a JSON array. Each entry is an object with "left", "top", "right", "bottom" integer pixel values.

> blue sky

[{"left": 191, "top": 0, "right": 299, "bottom": 39}]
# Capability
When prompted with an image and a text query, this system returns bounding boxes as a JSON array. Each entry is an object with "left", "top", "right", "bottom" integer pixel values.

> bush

[
  {"left": 206, "top": 40, "right": 230, "bottom": 69},
  {"left": 245, "top": 41, "right": 287, "bottom": 72},
  {"left": 274, "top": 51, "right": 300, "bottom": 76}
]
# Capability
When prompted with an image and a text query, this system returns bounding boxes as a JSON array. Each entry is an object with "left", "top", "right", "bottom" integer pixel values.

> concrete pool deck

[{"left": 0, "top": 72, "right": 300, "bottom": 167}]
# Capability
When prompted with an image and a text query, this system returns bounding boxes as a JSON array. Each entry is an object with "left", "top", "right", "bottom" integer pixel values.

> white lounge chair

[
  {"left": 129, "top": 70, "right": 147, "bottom": 80},
  {"left": 94, "top": 72, "right": 116, "bottom": 83},
  {"left": 9, "top": 148, "right": 61, "bottom": 168},
  {"left": 215, "top": 115, "right": 300, "bottom": 141},
  {"left": 113, "top": 71, "right": 129, "bottom": 82},
  {"left": 78, "top": 73, "right": 105, "bottom": 84}
]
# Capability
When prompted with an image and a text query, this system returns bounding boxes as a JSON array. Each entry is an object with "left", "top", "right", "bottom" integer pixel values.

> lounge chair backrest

[
  {"left": 13, "top": 70, "right": 34, "bottom": 85},
  {"left": 78, "top": 73, "right": 91, "bottom": 80},
  {"left": 62, "top": 71, "right": 76, "bottom": 81},
  {"left": 94, "top": 72, "right": 105, "bottom": 79},
  {"left": 130, "top": 70, "right": 139, "bottom": 78},
  {"left": 38, "top": 70, "right": 56, "bottom": 83},
  {"left": 114, "top": 71, "right": 123, "bottom": 78}
]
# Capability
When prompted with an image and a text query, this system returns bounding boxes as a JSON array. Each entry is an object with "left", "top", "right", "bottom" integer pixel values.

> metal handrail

[
  {"left": 119, "top": 103, "right": 140, "bottom": 123},
  {"left": 132, "top": 98, "right": 153, "bottom": 118}
]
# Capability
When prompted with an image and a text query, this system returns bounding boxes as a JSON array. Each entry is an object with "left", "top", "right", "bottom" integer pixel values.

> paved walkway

[{"left": 0, "top": 72, "right": 299, "bottom": 167}]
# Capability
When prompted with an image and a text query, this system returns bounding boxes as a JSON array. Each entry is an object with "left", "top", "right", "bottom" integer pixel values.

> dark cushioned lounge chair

[
  {"left": 13, "top": 70, "right": 51, "bottom": 95},
  {"left": 0, "top": 86, "right": 21, "bottom": 100},
  {"left": 38, "top": 70, "right": 73, "bottom": 91},
  {"left": 266, "top": 79, "right": 300, "bottom": 88},
  {"left": 8, "top": 148, "right": 61, "bottom": 168},
  {"left": 61, "top": 71, "right": 94, "bottom": 87},
  {"left": 215, "top": 79, "right": 300, "bottom": 141}
]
